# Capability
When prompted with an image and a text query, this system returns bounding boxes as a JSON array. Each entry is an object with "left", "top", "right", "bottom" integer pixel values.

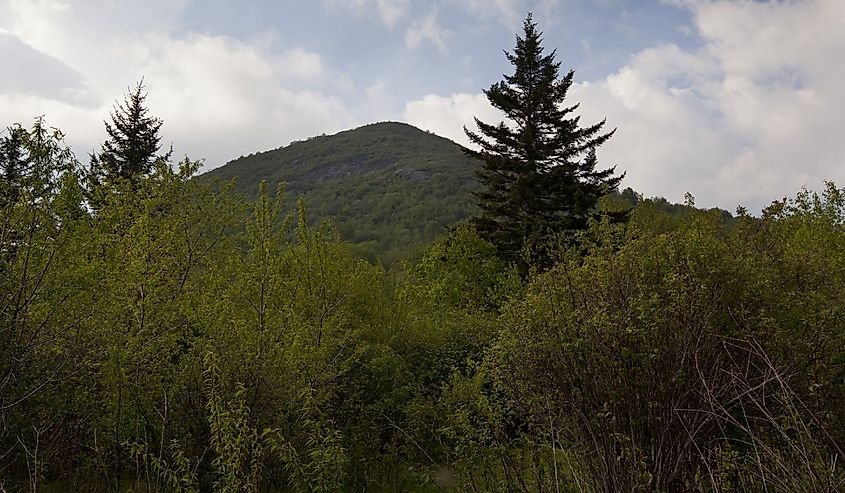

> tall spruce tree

[
  {"left": 91, "top": 80, "right": 167, "bottom": 184},
  {"left": 465, "top": 14, "right": 624, "bottom": 268}
]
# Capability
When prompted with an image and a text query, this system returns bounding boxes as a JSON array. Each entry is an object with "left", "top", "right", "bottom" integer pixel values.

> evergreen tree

[
  {"left": 92, "top": 80, "right": 168, "bottom": 183},
  {"left": 0, "top": 125, "right": 28, "bottom": 206},
  {"left": 465, "top": 14, "right": 624, "bottom": 267}
]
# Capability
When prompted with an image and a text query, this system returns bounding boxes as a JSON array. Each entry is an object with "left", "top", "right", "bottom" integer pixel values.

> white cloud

[
  {"left": 453, "top": 0, "right": 558, "bottom": 29},
  {"left": 0, "top": 94, "right": 105, "bottom": 154},
  {"left": 0, "top": 31, "right": 92, "bottom": 104},
  {"left": 623, "top": 0, "right": 845, "bottom": 211},
  {"left": 1, "top": 0, "right": 187, "bottom": 75},
  {"left": 405, "top": 9, "right": 451, "bottom": 54},
  {"left": 4, "top": 0, "right": 844, "bottom": 212},
  {"left": 110, "top": 33, "right": 357, "bottom": 168},
  {"left": 405, "top": 0, "right": 845, "bottom": 212},
  {"left": 277, "top": 48, "right": 327, "bottom": 81},
  {"left": 459, "top": 0, "right": 520, "bottom": 27},
  {"left": 322, "top": 0, "right": 410, "bottom": 27},
  {"left": 0, "top": 0, "right": 361, "bottom": 169},
  {"left": 361, "top": 82, "right": 398, "bottom": 120},
  {"left": 403, "top": 93, "right": 503, "bottom": 146}
]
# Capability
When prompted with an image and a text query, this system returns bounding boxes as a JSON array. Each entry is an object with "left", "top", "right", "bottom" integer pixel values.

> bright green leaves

[
  {"left": 4, "top": 108, "right": 843, "bottom": 492},
  {"left": 405, "top": 222, "right": 520, "bottom": 312},
  {"left": 0, "top": 118, "right": 87, "bottom": 448}
]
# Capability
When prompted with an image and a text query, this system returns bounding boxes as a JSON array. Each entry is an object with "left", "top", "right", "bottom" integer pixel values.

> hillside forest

[{"left": 1, "top": 15, "right": 843, "bottom": 493}]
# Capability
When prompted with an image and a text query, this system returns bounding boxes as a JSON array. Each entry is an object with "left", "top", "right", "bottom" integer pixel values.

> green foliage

[
  {"left": 0, "top": 120, "right": 86, "bottom": 492},
  {"left": 486, "top": 192, "right": 845, "bottom": 491},
  {"left": 204, "top": 350, "right": 266, "bottom": 493},
  {"left": 1, "top": 110, "right": 842, "bottom": 493},
  {"left": 405, "top": 222, "right": 520, "bottom": 311},
  {"left": 127, "top": 440, "right": 200, "bottom": 493}
]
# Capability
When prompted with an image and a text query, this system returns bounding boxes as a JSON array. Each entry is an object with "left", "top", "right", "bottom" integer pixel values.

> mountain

[{"left": 201, "top": 122, "right": 481, "bottom": 263}]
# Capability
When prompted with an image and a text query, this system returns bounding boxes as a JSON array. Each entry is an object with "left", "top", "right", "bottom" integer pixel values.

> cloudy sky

[{"left": 2, "top": 0, "right": 843, "bottom": 212}]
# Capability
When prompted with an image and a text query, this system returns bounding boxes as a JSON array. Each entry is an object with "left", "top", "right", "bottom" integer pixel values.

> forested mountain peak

[
  {"left": 202, "top": 121, "right": 482, "bottom": 262},
  {"left": 206, "top": 121, "right": 470, "bottom": 189}
]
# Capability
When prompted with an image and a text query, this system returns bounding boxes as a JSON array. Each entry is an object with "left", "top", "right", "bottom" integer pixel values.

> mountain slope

[{"left": 202, "top": 122, "right": 481, "bottom": 262}]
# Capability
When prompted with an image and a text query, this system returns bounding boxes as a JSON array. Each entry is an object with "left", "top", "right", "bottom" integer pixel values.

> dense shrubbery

[
  {"left": 484, "top": 192, "right": 845, "bottom": 491},
  {"left": 0, "top": 118, "right": 842, "bottom": 492}
]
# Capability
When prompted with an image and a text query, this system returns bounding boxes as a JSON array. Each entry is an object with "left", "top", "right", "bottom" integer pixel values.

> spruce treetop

[
  {"left": 465, "top": 13, "right": 625, "bottom": 269},
  {"left": 94, "top": 80, "right": 168, "bottom": 183}
]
